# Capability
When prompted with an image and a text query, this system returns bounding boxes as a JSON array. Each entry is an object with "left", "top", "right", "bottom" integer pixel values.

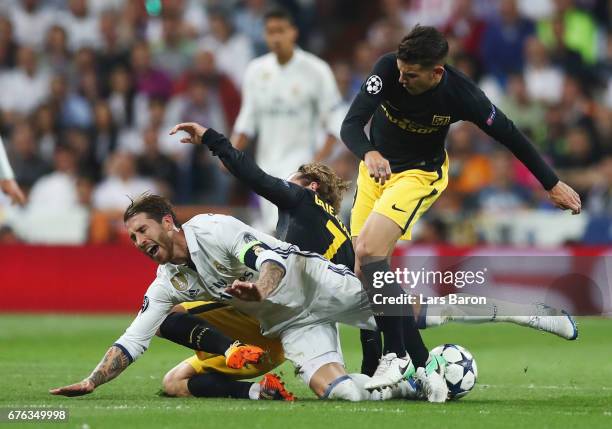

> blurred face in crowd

[
  {"left": 17, "top": 46, "right": 37, "bottom": 75},
  {"left": 46, "top": 25, "right": 67, "bottom": 52},
  {"left": 499, "top": 0, "right": 519, "bottom": 23},
  {"left": 264, "top": 17, "right": 297, "bottom": 59},
  {"left": 126, "top": 212, "right": 177, "bottom": 264},
  {"left": 397, "top": 59, "right": 444, "bottom": 95}
]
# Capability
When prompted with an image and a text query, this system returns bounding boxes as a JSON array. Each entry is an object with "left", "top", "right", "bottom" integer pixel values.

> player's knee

[
  {"left": 162, "top": 370, "right": 181, "bottom": 397},
  {"left": 324, "top": 376, "right": 366, "bottom": 402}
]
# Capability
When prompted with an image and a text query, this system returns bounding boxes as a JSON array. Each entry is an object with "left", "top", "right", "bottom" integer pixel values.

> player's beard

[{"left": 145, "top": 232, "right": 174, "bottom": 264}]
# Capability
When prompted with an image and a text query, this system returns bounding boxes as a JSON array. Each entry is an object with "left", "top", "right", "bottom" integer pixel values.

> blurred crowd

[{"left": 0, "top": 0, "right": 611, "bottom": 245}]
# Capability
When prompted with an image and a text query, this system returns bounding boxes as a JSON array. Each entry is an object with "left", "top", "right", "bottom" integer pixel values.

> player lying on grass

[{"left": 51, "top": 194, "right": 438, "bottom": 402}]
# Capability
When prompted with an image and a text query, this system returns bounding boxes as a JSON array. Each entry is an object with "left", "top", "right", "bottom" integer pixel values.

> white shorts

[{"left": 280, "top": 322, "right": 344, "bottom": 385}]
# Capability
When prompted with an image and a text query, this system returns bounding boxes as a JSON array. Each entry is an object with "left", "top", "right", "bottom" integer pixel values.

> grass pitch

[{"left": 0, "top": 314, "right": 611, "bottom": 429}]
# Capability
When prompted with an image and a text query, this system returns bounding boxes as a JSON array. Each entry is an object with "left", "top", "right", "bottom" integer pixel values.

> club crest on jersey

[
  {"left": 140, "top": 296, "right": 149, "bottom": 313},
  {"left": 365, "top": 75, "right": 382, "bottom": 94},
  {"left": 213, "top": 261, "right": 229, "bottom": 274},
  {"left": 432, "top": 115, "right": 451, "bottom": 126},
  {"left": 170, "top": 273, "right": 189, "bottom": 291}
]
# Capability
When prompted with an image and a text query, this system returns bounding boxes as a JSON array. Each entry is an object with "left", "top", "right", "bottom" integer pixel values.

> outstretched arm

[
  {"left": 49, "top": 346, "right": 131, "bottom": 396},
  {"left": 170, "top": 123, "right": 306, "bottom": 209}
]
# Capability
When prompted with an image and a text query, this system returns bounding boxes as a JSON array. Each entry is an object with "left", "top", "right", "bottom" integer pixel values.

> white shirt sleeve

[
  {"left": 313, "top": 60, "right": 342, "bottom": 135},
  {"left": 113, "top": 279, "right": 176, "bottom": 362},
  {"left": 0, "top": 136, "right": 15, "bottom": 180},
  {"left": 233, "top": 62, "right": 258, "bottom": 137}
]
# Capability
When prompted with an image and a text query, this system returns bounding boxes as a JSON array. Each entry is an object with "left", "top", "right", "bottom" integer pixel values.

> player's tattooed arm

[
  {"left": 49, "top": 346, "right": 131, "bottom": 396},
  {"left": 255, "top": 261, "right": 286, "bottom": 300},
  {"left": 226, "top": 261, "right": 286, "bottom": 302},
  {"left": 87, "top": 346, "right": 131, "bottom": 387}
]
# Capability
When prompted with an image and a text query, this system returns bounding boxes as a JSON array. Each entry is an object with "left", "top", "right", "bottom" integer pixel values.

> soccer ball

[{"left": 431, "top": 344, "right": 478, "bottom": 399}]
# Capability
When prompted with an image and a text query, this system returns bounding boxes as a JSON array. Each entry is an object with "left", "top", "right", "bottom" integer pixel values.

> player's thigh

[
  {"left": 355, "top": 212, "right": 404, "bottom": 259},
  {"left": 351, "top": 161, "right": 383, "bottom": 239},
  {"left": 373, "top": 164, "right": 448, "bottom": 241},
  {"left": 280, "top": 323, "right": 345, "bottom": 388}
]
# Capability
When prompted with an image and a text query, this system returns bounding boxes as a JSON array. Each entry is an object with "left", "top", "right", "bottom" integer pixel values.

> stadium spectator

[
  {"left": 33, "top": 103, "right": 59, "bottom": 163},
  {"left": 6, "top": 121, "right": 50, "bottom": 191},
  {"left": 0, "top": 16, "right": 18, "bottom": 70},
  {"left": 235, "top": 0, "right": 268, "bottom": 56},
  {"left": 90, "top": 100, "right": 118, "bottom": 178},
  {"left": 476, "top": 150, "right": 533, "bottom": 214},
  {"left": 523, "top": 36, "right": 565, "bottom": 104},
  {"left": 42, "top": 25, "right": 71, "bottom": 76},
  {"left": 93, "top": 151, "right": 158, "bottom": 211},
  {"left": 0, "top": 45, "right": 50, "bottom": 126},
  {"left": 173, "top": 50, "right": 241, "bottom": 128},
  {"left": 97, "top": 9, "right": 130, "bottom": 88},
  {"left": 150, "top": 9, "right": 197, "bottom": 79},
  {"left": 442, "top": 0, "right": 487, "bottom": 61},
  {"left": 497, "top": 74, "right": 546, "bottom": 143},
  {"left": 199, "top": 7, "right": 254, "bottom": 88},
  {"left": 55, "top": 0, "right": 101, "bottom": 52},
  {"left": 480, "top": 0, "right": 535, "bottom": 85},
  {"left": 7, "top": 0, "right": 54, "bottom": 50},
  {"left": 28, "top": 145, "right": 79, "bottom": 210},
  {"left": 48, "top": 74, "right": 92, "bottom": 129},
  {"left": 136, "top": 128, "right": 179, "bottom": 198},
  {"left": 130, "top": 41, "right": 173, "bottom": 100},
  {"left": 107, "top": 66, "right": 137, "bottom": 128},
  {"left": 537, "top": 0, "right": 599, "bottom": 64}
]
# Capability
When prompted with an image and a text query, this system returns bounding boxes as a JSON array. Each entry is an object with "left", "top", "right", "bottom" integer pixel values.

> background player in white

[
  {"left": 232, "top": 7, "right": 341, "bottom": 233},
  {"left": 49, "top": 194, "right": 448, "bottom": 402},
  {"left": 0, "top": 136, "right": 26, "bottom": 205}
]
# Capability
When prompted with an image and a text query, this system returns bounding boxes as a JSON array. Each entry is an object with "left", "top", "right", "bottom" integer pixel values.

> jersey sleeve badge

[{"left": 365, "top": 75, "right": 383, "bottom": 94}]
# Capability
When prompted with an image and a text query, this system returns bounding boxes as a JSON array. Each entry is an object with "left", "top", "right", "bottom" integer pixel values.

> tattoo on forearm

[
  {"left": 87, "top": 346, "right": 130, "bottom": 387},
  {"left": 257, "top": 261, "right": 286, "bottom": 299}
]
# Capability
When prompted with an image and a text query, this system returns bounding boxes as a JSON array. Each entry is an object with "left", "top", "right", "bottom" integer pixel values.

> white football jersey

[
  {"left": 234, "top": 49, "right": 341, "bottom": 179},
  {"left": 114, "top": 214, "right": 372, "bottom": 362}
]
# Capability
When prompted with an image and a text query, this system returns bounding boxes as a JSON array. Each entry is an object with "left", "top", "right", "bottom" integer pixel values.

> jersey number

[{"left": 323, "top": 220, "right": 348, "bottom": 260}]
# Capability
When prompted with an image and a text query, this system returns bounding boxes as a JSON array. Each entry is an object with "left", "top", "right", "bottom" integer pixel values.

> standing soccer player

[
  {"left": 341, "top": 26, "right": 581, "bottom": 389},
  {"left": 232, "top": 7, "right": 341, "bottom": 233}
]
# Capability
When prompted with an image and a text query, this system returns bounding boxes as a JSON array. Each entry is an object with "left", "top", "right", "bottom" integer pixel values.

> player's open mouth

[{"left": 146, "top": 244, "right": 160, "bottom": 257}]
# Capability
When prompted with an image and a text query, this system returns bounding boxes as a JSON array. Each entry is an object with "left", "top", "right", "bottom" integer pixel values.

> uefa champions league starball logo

[{"left": 366, "top": 75, "right": 383, "bottom": 94}]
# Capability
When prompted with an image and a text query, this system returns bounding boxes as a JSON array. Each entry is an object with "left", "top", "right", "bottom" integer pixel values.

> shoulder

[
  {"left": 144, "top": 272, "right": 174, "bottom": 301},
  {"left": 297, "top": 50, "right": 332, "bottom": 72},
  {"left": 443, "top": 64, "right": 488, "bottom": 105}
]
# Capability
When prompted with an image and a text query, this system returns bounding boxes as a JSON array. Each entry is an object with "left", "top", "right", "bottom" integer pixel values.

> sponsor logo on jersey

[
  {"left": 380, "top": 104, "right": 439, "bottom": 134},
  {"left": 365, "top": 75, "right": 383, "bottom": 94},
  {"left": 431, "top": 115, "right": 451, "bottom": 126},
  {"left": 170, "top": 273, "right": 189, "bottom": 291},
  {"left": 140, "top": 296, "right": 149, "bottom": 313}
]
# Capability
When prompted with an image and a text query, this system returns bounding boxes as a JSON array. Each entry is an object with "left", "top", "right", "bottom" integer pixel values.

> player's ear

[
  {"left": 161, "top": 214, "right": 175, "bottom": 231},
  {"left": 309, "top": 181, "right": 320, "bottom": 192},
  {"left": 432, "top": 65, "right": 445, "bottom": 78}
]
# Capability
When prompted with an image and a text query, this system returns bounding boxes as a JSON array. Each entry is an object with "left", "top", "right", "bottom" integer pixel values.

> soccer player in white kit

[
  {"left": 0, "top": 136, "right": 26, "bottom": 205},
  {"left": 51, "top": 194, "right": 431, "bottom": 401},
  {"left": 232, "top": 7, "right": 341, "bottom": 233}
]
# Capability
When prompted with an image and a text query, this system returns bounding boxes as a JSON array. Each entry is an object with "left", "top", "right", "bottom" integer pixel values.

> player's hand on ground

[
  {"left": 49, "top": 379, "right": 95, "bottom": 397},
  {"left": 169, "top": 122, "right": 208, "bottom": 145},
  {"left": 225, "top": 280, "right": 264, "bottom": 301},
  {"left": 0, "top": 179, "right": 26, "bottom": 205},
  {"left": 548, "top": 181, "right": 581, "bottom": 215},
  {"left": 364, "top": 151, "right": 392, "bottom": 185}
]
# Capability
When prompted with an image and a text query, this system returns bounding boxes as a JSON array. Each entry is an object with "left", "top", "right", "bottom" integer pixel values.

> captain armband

[{"left": 238, "top": 239, "right": 286, "bottom": 273}]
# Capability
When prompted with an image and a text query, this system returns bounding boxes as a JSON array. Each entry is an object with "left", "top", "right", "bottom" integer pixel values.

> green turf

[{"left": 0, "top": 315, "right": 611, "bottom": 429}]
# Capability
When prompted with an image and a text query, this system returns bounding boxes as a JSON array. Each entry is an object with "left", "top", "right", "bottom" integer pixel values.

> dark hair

[
  {"left": 295, "top": 163, "right": 350, "bottom": 212},
  {"left": 123, "top": 193, "right": 180, "bottom": 227},
  {"left": 264, "top": 6, "right": 295, "bottom": 25},
  {"left": 397, "top": 25, "right": 449, "bottom": 68}
]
